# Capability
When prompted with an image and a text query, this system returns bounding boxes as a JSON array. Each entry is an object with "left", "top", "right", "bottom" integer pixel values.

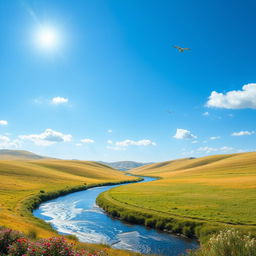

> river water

[{"left": 33, "top": 177, "right": 198, "bottom": 256}]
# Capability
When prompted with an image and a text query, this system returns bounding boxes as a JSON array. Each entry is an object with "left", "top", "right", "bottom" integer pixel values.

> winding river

[{"left": 33, "top": 177, "right": 198, "bottom": 256}]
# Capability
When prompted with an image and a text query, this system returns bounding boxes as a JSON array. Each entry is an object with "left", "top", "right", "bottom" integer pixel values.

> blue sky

[{"left": 0, "top": 0, "right": 256, "bottom": 162}]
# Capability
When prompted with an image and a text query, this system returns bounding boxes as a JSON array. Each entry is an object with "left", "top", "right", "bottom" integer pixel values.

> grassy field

[
  {"left": 97, "top": 152, "right": 256, "bottom": 241},
  {"left": 0, "top": 158, "right": 140, "bottom": 256}
]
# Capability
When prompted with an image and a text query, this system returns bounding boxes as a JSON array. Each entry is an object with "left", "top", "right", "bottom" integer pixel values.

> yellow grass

[
  {"left": 0, "top": 158, "right": 140, "bottom": 255},
  {"left": 98, "top": 152, "right": 256, "bottom": 240}
]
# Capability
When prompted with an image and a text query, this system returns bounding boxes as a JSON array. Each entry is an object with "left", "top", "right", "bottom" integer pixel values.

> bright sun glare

[{"left": 35, "top": 26, "right": 60, "bottom": 51}]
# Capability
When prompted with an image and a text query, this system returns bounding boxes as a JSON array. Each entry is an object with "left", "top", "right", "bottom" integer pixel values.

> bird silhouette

[{"left": 173, "top": 45, "right": 191, "bottom": 53}]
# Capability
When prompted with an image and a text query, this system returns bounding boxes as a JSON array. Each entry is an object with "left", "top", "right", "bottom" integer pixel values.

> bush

[
  {"left": 65, "top": 234, "right": 78, "bottom": 241},
  {"left": 186, "top": 229, "right": 256, "bottom": 256},
  {"left": 27, "top": 229, "right": 38, "bottom": 240},
  {"left": 0, "top": 227, "right": 110, "bottom": 256},
  {"left": 145, "top": 218, "right": 156, "bottom": 228},
  {"left": 8, "top": 236, "right": 109, "bottom": 256},
  {"left": 165, "top": 223, "right": 173, "bottom": 231},
  {"left": 110, "top": 209, "right": 119, "bottom": 217},
  {"left": 172, "top": 223, "right": 182, "bottom": 233},
  {"left": 196, "top": 225, "right": 220, "bottom": 243},
  {"left": 0, "top": 228, "right": 24, "bottom": 254},
  {"left": 38, "top": 237, "right": 74, "bottom": 256},
  {"left": 8, "top": 238, "right": 30, "bottom": 256},
  {"left": 183, "top": 225, "right": 194, "bottom": 238},
  {"left": 155, "top": 219, "right": 166, "bottom": 230}
]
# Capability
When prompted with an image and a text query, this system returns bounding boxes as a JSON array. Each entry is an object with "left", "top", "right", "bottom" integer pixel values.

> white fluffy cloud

[
  {"left": 107, "top": 139, "right": 156, "bottom": 151},
  {"left": 210, "top": 136, "right": 221, "bottom": 140},
  {"left": 173, "top": 129, "right": 197, "bottom": 140},
  {"left": 0, "top": 120, "right": 8, "bottom": 126},
  {"left": 81, "top": 138, "right": 95, "bottom": 144},
  {"left": 183, "top": 146, "right": 245, "bottom": 156},
  {"left": 116, "top": 139, "right": 156, "bottom": 147},
  {"left": 202, "top": 112, "right": 209, "bottom": 116},
  {"left": 206, "top": 83, "right": 256, "bottom": 109},
  {"left": 197, "top": 146, "right": 234, "bottom": 153},
  {"left": 51, "top": 97, "right": 69, "bottom": 105},
  {"left": 107, "top": 129, "right": 113, "bottom": 133},
  {"left": 231, "top": 131, "right": 255, "bottom": 136},
  {"left": 19, "top": 129, "right": 72, "bottom": 146},
  {"left": 0, "top": 135, "right": 20, "bottom": 148}
]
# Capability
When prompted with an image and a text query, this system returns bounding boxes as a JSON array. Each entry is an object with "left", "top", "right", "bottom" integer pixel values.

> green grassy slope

[
  {"left": 0, "top": 158, "right": 138, "bottom": 241},
  {"left": 97, "top": 152, "right": 256, "bottom": 241}
]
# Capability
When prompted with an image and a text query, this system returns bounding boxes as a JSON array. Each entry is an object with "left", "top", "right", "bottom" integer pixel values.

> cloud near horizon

[
  {"left": 116, "top": 139, "right": 156, "bottom": 147},
  {"left": 183, "top": 145, "right": 243, "bottom": 156},
  {"left": 210, "top": 136, "right": 221, "bottom": 140},
  {"left": 107, "top": 139, "right": 156, "bottom": 151},
  {"left": 19, "top": 129, "right": 72, "bottom": 146},
  {"left": 0, "top": 135, "right": 20, "bottom": 148},
  {"left": 51, "top": 97, "right": 69, "bottom": 105},
  {"left": 206, "top": 83, "right": 256, "bottom": 109},
  {"left": 197, "top": 146, "right": 235, "bottom": 153},
  {"left": 0, "top": 120, "right": 8, "bottom": 126},
  {"left": 81, "top": 138, "right": 95, "bottom": 143},
  {"left": 231, "top": 130, "right": 255, "bottom": 136},
  {"left": 173, "top": 129, "right": 197, "bottom": 140}
]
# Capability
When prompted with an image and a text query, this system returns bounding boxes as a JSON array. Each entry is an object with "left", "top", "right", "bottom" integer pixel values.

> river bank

[{"left": 34, "top": 176, "right": 198, "bottom": 256}]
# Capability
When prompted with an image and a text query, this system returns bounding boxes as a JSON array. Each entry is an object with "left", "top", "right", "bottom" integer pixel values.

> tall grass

[
  {"left": 96, "top": 191, "right": 204, "bottom": 239},
  {"left": 186, "top": 229, "right": 256, "bottom": 256}
]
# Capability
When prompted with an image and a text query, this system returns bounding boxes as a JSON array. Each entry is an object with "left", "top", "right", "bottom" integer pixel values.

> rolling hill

[
  {"left": 0, "top": 157, "right": 138, "bottom": 243},
  {"left": 97, "top": 152, "right": 256, "bottom": 240},
  {"left": 99, "top": 161, "right": 151, "bottom": 171},
  {"left": 0, "top": 149, "right": 49, "bottom": 160}
]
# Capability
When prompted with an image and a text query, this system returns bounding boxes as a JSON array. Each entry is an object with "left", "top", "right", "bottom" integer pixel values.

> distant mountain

[
  {"left": 0, "top": 149, "right": 49, "bottom": 160},
  {"left": 99, "top": 161, "right": 152, "bottom": 171}
]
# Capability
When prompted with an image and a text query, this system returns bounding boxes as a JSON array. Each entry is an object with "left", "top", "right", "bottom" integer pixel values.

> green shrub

[
  {"left": 27, "top": 229, "right": 38, "bottom": 240},
  {"left": 183, "top": 225, "right": 194, "bottom": 238},
  {"left": 8, "top": 238, "right": 30, "bottom": 256},
  {"left": 172, "top": 223, "right": 182, "bottom": 233},
  {"left": 196, "top": 225, "right": 220, "bottom": 243},
  {"left": 145, "top": 218, "right": 156, "bottom": 228},
  {"left": 186, "top": 229, "right": 256, "bottom": 256},
  {"left": 165, "top": 222, "right": 173, "bottom": 231},
  {"left": 110, "top": 209, "right": 119, "bottom": 217},
  {"left": 155, "top": 219, "right": 166, "bottom": 230},
  {"left": 65, "top": 234, "right": 79, "bottom": 241},
  {"left": 0, "top": 228, "right": 24, "bottom": 254}
]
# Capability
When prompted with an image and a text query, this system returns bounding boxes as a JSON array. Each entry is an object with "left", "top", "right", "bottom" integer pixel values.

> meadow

[
  {"left": 0, "top": 157, "right": 141, "bottom": 256},
  {"left": 97, "top": 152, "right": 256, "bottom": 241}
]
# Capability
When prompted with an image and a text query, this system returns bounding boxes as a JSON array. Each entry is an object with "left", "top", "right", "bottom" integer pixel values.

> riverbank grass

[
  {"left": 97, "top": 152, "right": 256, "bottom": 241},
  {"left": 0, "top": 159, "right": 140, "bottom": 255}
]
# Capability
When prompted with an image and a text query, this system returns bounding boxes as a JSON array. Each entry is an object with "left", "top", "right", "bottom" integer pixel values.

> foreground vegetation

[
  {"left": 0, "top": 158, "right": 140, "bottom": 255},
  {"left": 97, "top": 152, "right": 256, "bottom": 242},
  {"left": 0, "top": 227, "right": 143, "bottom": 256},
  {"left": 1, "top": 226, "right": 255, "bottom": 256},
  {"left": 186, "top": 229, "right": 256, "bottom": 256},
  {"left": 1, "top": 151, "right": 255, "bottom": 255}
]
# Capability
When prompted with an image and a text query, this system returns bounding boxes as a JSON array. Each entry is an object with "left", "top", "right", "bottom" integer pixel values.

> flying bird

[{"left": 173, "top": 45, "right": 191, "bottom": 53}]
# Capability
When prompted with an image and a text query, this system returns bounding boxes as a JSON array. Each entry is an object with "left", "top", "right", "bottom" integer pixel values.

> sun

[{"left": 35, "top": 26, "right": 60, "bottom": 51}]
